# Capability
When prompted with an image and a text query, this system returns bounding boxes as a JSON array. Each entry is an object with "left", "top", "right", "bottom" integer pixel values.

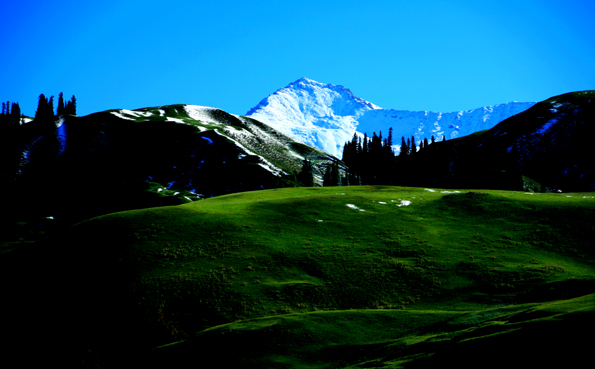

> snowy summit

[{"left": 246, "top": 78, "right": 536, "bottom": 157}]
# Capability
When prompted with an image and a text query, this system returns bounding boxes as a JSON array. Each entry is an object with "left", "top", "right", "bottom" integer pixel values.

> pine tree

[
  {"left": 400, "top": 136, "right": 408, "bottom": 157},
  {"left": 297, "top": 159, "right": 314, "bottom": 187},
  {"left": 387, "top": 127, "right": 393, "bottom": 147},
  {"left": 57, "top": 92, "right": 65, "bottom": 116},
  {"left": 407, "top": 138, "right": 411, "bottom": 155},
  {"left": 424, "top": 138, "right": 429, "bottom": 148},
  {"left": 35, "top": 94, "right": 48, "bottom": 120},
  {"left": 431, "top": 135, "right": 435, "bottom": 144},
  {"left": 48, "top": 96, "right": 54, "bottom": 117},
  {"left": 9, "top": 102, "right": 21, "bottom": 128},
  {"left": 442, "top": 135, "right": 446, "bottom": 142},
  {"left": 70, "top": 95, "right": 77, "bottom": 115},
  {"left": 323, "top": 164, "right": 332, "bottom": 186},
  {"left": 332, "top": 162, "right": 340, "bottom": 186},
  {"left": 411, "top": 135, "right": 416, "bottom": 154}
]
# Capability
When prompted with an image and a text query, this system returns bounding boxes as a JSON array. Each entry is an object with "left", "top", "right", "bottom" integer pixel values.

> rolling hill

[{"left": 4, "top": 186, "right": 594, "bottom": 368}]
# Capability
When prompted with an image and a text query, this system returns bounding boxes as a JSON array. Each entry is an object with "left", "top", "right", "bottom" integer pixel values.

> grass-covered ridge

[{"left": 5, "top": 186, "right": 594, "bottom": 367}]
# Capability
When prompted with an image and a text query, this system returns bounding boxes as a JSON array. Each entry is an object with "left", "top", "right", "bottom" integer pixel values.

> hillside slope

[
  {"left": 2, "top": 104, "right": 341, "bottom": 229},
  {"left": 406, "top": 91, "right": 595, "bottom": 192},
  {"left": 5, "top": 186, "right": 594, "bottom": 367}
]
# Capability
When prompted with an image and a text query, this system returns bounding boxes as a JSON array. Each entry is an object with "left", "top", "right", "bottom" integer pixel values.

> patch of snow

[
  {"left": 167, "top": 117, "right": 186, "bottom": 124},
  {"left": 213, "top": 130, "right": 286, "bottom": 177},
  {"left": 525, "top": 193, "right": 535, "bottom": 195},
  {"left": 346, "top": 204, "right": 359, "bottom": 210},
  {"left": 184, "top": 105, "right": 221, "bottom": 123},
  {"left": 397, "top": 200, "right": 411, "bottom": 207},
  {"left": 111, "top": 111, "right": 137, "bottom": 121},
  {"left": 317, "top": 219, "right": 323, "bottom": 222},
  {"left": 174, "top": 192, "right": 180, "bottom": 196},
  {"left": 134, "top": 110, "right": 153, "bottom": 117},
  {"left": 378, "top": 201, "right": 387, "bottom": 204},
  {"left": 440, "top": 190, "right": 460, "bottom": 193},
  {"left": 535, "top": 118, "right": 558, "bottom": 135},
  {"left": 424, "top": 189, "right": 436, "bottom": 192}
]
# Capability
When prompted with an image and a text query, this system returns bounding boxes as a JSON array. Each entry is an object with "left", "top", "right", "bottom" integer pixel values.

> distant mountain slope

[
  {"left": 247, "top": 78, "right": 535, "bottom": 157},
  {"left": 405, "top": 91, "right": 595, "bottom": 192}
]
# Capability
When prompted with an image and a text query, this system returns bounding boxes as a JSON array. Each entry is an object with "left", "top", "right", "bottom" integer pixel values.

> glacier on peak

[{"left": 246, "top": 78, "right": 536, "bottom": 157}]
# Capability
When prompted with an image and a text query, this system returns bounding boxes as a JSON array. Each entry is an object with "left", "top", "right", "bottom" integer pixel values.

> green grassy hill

[{"left": 4, "top": 186, "right": 594, "bottom": 368}]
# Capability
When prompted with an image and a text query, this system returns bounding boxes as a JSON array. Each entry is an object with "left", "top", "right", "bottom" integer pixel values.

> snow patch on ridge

[
  {"left": 184, "top": 105, "right": 221, "bottom": 124},
  {"left": 213, "top": 130, "right": 285, "bottom": 177}
]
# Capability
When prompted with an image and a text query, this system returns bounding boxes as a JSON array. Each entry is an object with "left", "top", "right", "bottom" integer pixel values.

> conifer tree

[
  {"left": 431, "top": 135, "right": 435, "bottom": 144},
  {"left": 411, "top": 135, "right": 416, "bottom": 154},
  {"left": 331, "top": 162, "right": 340, "bottom": 186},
  {"left": 424, "top": 137, "right": 429, "bottom": 148},
  {"left": 70, "top": 95, "right": 77, "bottom": 115},
  {"left": 35, "top": 94, "right": 47, "bottom": 120},
  {"left": 57, "top": 92, "right": 65, "bottom": 116},
  {"left": 323, "top": 164, "right": 332, "bottom": 186},
  {"left": 387, "top": 127, "right": 393, "bottom": 147},
  {"left": 442, "top": 135, "right": 446, "bottom": 142},
  {"left": 297, "top": 159, "right": 314, "bottom": 187},
  {"left": 400, "top": 136, "right": 408, "bottom": 157}
]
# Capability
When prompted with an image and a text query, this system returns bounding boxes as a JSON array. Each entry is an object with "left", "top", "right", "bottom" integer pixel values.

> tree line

[
  {"left": 34, "top": 92, "right": 77, "bottom": 121},
  {"left": 295, "top": 129, "right": 446, "bottom": 187},
  {"left": 1, "top": 92, "right": 77, "bottom": 187}
]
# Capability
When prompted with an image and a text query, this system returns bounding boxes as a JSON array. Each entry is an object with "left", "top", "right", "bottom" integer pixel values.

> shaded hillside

[
  {"left": 1, "top": 105, "right": 341, "bottom": 231},
  {"left": 389, "top": 91, "right": 595, "bottom": 192}
]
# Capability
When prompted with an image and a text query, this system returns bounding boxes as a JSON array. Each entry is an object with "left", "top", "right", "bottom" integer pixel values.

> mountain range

[{"left": 246, "top": 77, "right": 536, "bottom": 157}]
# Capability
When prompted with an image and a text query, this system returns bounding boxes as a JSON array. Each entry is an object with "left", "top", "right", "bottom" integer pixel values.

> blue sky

[{"left": 3, "top": 0, "right": 594, "bottom": 117}]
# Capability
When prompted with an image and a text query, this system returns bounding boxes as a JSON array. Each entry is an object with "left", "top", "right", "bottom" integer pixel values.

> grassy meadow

[{"left": 4, "top": 186, "right": 595, "bottom": 367}]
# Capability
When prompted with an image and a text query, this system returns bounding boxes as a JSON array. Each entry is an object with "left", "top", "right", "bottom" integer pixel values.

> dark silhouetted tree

[
  {"left": 400, "top": 136, "right": 408, "bottom": 157},
  {"left": 57, "top": 92, "right": 65, "bottom": 116},
  {"left": 297, "top": 159, "right": 314, "bottom": 187}
]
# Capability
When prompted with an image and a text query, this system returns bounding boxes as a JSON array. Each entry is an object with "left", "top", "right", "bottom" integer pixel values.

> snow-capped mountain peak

[
  {"left": 246, "top": 78, "right": 536, "bottom": 157},
  {"left": 246, "top": 78, "right": 381, "bottom": 155}
]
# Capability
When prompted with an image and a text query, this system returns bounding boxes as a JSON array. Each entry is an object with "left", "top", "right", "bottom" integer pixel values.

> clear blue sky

[{"left": 3, "top": 0, "right": 594, "bottom": 117}]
